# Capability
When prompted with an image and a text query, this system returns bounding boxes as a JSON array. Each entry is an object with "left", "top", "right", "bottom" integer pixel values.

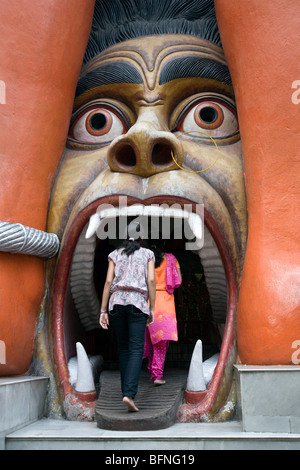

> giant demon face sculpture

[
  {"left": 34, "top": 0, "right": 247, "bottom": 421},
  {"left": 2, "top": 0, "right": 299, "bottom": 424}
]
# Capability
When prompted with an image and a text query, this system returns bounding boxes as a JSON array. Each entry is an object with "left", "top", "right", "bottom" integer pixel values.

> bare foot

[
  {"left": 154, "top": 379, "right": 166, "bottom": 385},
  {"left": 123, "top": 396, "right": 139, "bottom": 412}
]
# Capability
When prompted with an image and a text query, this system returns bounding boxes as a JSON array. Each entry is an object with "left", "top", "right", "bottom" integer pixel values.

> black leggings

[{"left": 109, "top": 304, "right": 148, "bottom": 398}]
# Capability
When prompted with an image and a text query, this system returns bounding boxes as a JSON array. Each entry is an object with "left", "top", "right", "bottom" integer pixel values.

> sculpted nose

[{"left": 107, "top": 112, "right": 183, "bottom": 177}]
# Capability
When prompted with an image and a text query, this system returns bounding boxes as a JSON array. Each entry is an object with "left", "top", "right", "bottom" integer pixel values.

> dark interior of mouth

[{"left": 64, "top": 214, "right": 227, "bottom": 392}]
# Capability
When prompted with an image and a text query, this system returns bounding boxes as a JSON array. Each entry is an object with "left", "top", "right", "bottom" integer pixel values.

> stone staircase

[
  {"left": 1, "top": 368, "right": 300, "bottom": 450},
  {"left": 4, "top": 416, "right": 300, "bottom": 450}
]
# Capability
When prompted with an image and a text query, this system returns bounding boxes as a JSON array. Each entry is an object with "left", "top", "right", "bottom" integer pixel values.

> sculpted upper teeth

[
  {"left": 187, "top": 212, "right": 203, "bottom": 241},
  {"left": 85, "top": 213, "right": 102, "bottom": 239},
  {"left": 85, "top": 205, "right": 203, "bottom": 242}
]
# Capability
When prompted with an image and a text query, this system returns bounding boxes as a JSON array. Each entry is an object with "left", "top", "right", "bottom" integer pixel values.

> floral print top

[{"left": 108, "top": 247, "right": 155, "bottom": 315}]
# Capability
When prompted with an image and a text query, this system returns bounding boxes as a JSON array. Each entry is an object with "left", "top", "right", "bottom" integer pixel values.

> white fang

[{"left": 75, "top": 342, "right": 96, "bottom": 393}]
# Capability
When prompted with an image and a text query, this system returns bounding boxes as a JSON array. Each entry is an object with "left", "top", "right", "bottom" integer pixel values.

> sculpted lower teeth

[
  {"left": 68, "top": 342, "right": 103, "bottom": 393},
  {"left": 187, "top": 339, "right": 220, "bottom": 392},
  {"left": 187, "top": 339, "right": 206, "bottom": 392},
  {"left": 74, "top": 342, "right": 95, "bottom": 393}
]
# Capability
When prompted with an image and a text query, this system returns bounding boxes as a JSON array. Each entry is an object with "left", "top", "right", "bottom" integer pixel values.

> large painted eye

[
  {"left": 177, "top": 98, "right": 238, "bottom": 138},
  {"left": 69, "top": 106, "right": 127, "bottom": 144}
]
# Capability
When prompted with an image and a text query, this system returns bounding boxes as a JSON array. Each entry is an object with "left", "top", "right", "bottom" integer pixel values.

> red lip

[{"left": 53, "top": 195, "right": 237, "bottom": 420}]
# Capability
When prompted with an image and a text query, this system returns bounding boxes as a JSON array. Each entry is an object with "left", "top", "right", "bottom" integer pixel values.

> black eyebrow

[
  {"left": 75, "top": 61, "right": 143, "bottom": 96},
  {"left": 159, "top": 56, "right": 231, "bottom": 86}
]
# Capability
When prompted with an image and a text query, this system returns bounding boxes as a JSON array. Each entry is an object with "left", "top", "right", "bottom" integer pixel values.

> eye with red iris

[
  {"left": 69, "top": 106, "right": 127, "bottom": 144},
  {"left": 177, "top": 98, "right": 238, "bottom": 138}
]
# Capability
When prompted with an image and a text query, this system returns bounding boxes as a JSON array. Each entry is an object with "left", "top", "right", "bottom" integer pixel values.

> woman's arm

[
  {"left": 99, "top": 260, "right": 115, "bottom": 329},
  {"left": 147, "top": 259, "right": 156, "bottom": 325}
]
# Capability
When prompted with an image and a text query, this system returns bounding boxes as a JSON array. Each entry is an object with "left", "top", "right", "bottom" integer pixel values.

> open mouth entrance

[
  {"left": 88, "top": 232, "right": 224, "bottom": 369},
  {"left": 71, "top": 229, "right": 223, "bottom": 369},
  {"left": 53, "top": 196, "right": 236, "bottom": 421}
]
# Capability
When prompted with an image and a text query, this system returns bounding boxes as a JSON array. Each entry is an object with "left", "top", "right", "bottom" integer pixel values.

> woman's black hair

[
  {"left": 149, "top": 239, "right": 165, "bottom": 268},
  {"left": 121, "top": 238, "right": 141, "bottom": 256},
  {"left": 121, "top": 220, "right": 143, "bottom": 256}
]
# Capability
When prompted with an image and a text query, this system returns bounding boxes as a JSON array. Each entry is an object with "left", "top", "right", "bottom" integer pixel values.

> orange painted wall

[
  {"left": 215, "top": 0, "right": 300, "bottom": 364},
  {"left": 0, "top": 0, "right": 95, "bottom": 375}
]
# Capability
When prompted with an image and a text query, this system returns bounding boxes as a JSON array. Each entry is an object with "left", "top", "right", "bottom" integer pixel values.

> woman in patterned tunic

[{"left": 99, "top": 220, "right": 156, "bottom": 412}]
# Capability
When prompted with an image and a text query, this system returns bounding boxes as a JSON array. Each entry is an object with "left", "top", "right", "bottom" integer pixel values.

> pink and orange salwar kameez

[{"left": 143, "top": 253, "right": 181, "bottom": 382}]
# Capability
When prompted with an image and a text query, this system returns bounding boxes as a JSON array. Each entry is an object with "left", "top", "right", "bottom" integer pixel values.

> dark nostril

[
  {"left": 114, "top": 144, "right": 137, "bottom": 169},
  {"left": 108, "top": 137, "right": 181, "bottom": 175},
  {"left": 151, "top": 143, "right": 174, "bottom": 169}
]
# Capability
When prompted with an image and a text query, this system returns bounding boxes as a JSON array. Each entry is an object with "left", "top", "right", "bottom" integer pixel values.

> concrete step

[
  {"left": 5, "top": 418, "right": 300, "bottom": 450},
  {"left": 0, "top": 376, "right": 48, "bottom": 449},
  {"left": 235, "top": 365, "right": 300, "bottom": 433},
  {"left": 3, "top": 370, "right": 300, "bottom": 450}
]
